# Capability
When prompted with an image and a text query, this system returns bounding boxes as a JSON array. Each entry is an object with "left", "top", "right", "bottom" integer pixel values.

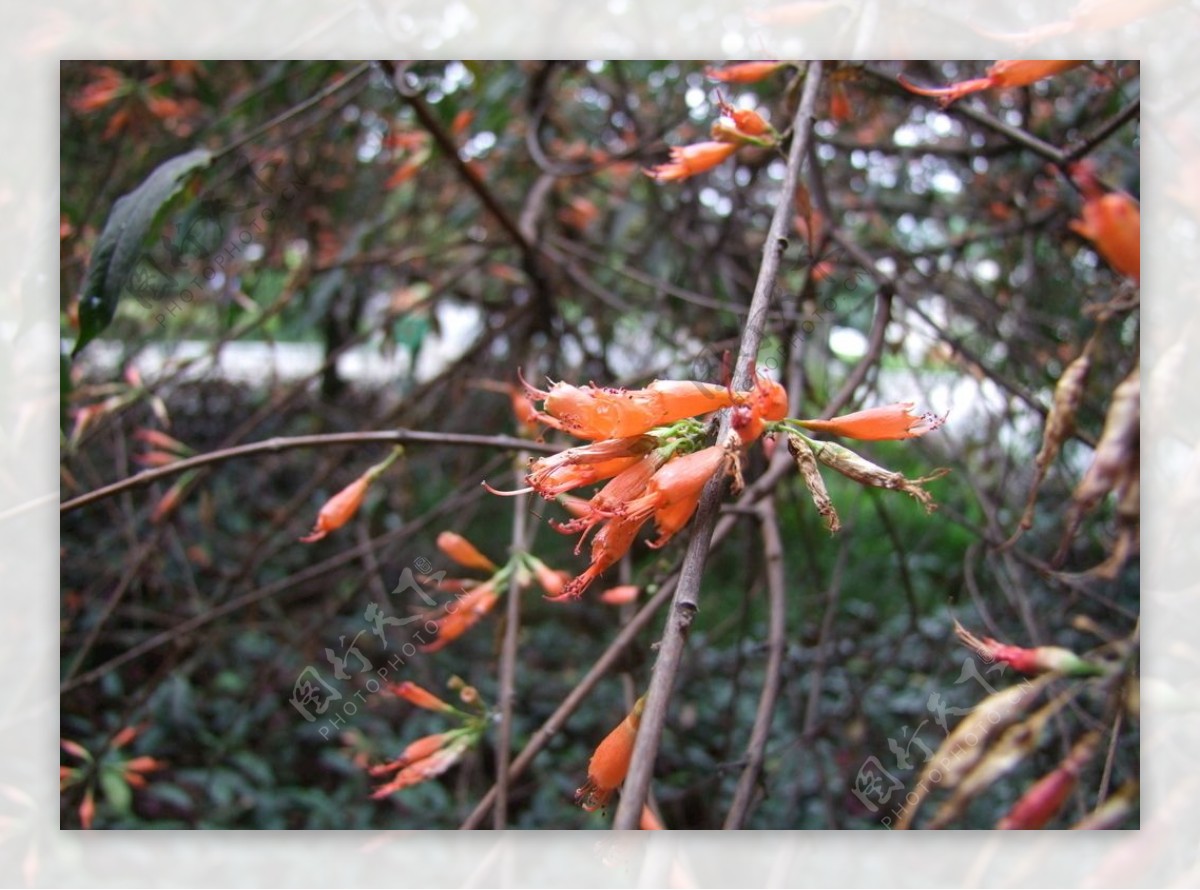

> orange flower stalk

[
  {"left": 955, "top": 621, "right": 1104, "bottom": 678},
  {"left": 644, "top": 141, "right": 738, "bottom": 183},
  {"left": 389, "top": 681, "right": 456, "bottom": 713},
  {"left": 300, "top": 447, "right": 404, "bottom": 543},
  {"left": 899, "top": 60, "right": 1083, "bottom": 106},
  {"left": 1068, "top": 161, "right": 1140, "bottom": 281},
  {"left": 705, "top": 61, "right": 786, "bottom": 84},
  {"left": 524, "top": 377, "right": 738, "bottom": 440},
  {"left": 796, "top": 400, "right": 946, "bottom": 441},
  {"left": 576, "top": 696, "right": 646, "bottom": 812},
  {"left": 419, "top": 581, "right": 501, "bottom": 653},
  {"left": 436, "top": 531, "right": 497, "bottom": 573}
]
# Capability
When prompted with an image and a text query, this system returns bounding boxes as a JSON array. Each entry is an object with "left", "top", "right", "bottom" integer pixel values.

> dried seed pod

[
  {"left": 1055, "top": 364, "right": 1139, "bottom": 565},
  {"left": 804, "top": 436, "right": 949, "bottom": 513},
  {"left": 786, "top": 433, "right": 840, "bottom": 531}
]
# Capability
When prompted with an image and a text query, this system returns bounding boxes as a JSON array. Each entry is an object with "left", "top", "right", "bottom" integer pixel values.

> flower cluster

[
  {"left": 413, "top": 531, "right": 572, "bottom": 652},
  {"left": 369, "top": 679, "right": 487, "bottom": 799},
  {"left": 645, "top": 97, "right": 779, "bottom": 183},
  {"left": 506, "top": 375, "right": 787, "bottom": 599}
]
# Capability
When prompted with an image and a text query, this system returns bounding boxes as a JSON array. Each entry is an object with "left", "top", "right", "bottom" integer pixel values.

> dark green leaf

[{"left": 72, "top": 148, "right": 213, "bottom": 357}]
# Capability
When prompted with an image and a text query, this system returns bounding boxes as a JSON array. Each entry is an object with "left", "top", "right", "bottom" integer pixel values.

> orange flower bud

[
  {"left": 523, "top": 377, "right": 736, "bottom": 440},
  {"left": 644, "top": 142, "right": 738, "bottom": 183},
  {"left": 528, "top": 558, "right": 570, "bottom": 598},
  {"left": 79, "top": 788, "right": 95, "bottom": 830},
  {"left": 599, "top": 584, "right": 640, "bottom": 606},
  {"left": 123, "top": 755, "right": 164, "bottom": 775},
  {"left": 1069, "top": 163, "right": 1140, "bottom": 281},
  {"left": 369, "top": 731, "right": 457, "bottom": 776},
  {"left": 389, "top": 681, "right": 456, "bottom": 713},
  {"left": 705, "top": 61, "right": 786, "bottom": 84},
  {"left": 299, "top": 476, "right": 370, "bottom": 543},
  {"left": 420, "top": 582, "right": 500, "bottom": 652},
  {"left": 899, "top": 60, "right": 1082, "bottom": 107},
  {"left": 640, "top": 805, "right": 665, "bottom": 829},
  {"left": 436, "top": 531, "right": 497, "bottom": 573},
  {"left": 796, "top": 400, "right": 945, "bottom": 441},
  {"left": 576, "top": 696, "right": 646, "bottom": 812}
]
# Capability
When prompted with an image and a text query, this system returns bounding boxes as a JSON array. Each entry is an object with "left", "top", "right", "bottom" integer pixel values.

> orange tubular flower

[
  {"left": 420, "top": 581, "right": 501, "bottom": 653},
  {"left": 576, "top": 696, "right": 646, "bottom": 812},
  {"left": 644, "top": 142, "right": 738, "bottom": 183},
  {"left": 300, "top": 447, "right": 403, "bottom": 543},
  {"left": 371, "top": 733, "right": 473, "bottom": 799},
  {"left": 369, "top": 731, "right": 458, "bottom": 777},
  {"left": 640, "top": 805, "right": 665, "bottom": 830},
  {"left": 550, "top": 448, "right": 671, "bottom": 545},
  {"left": 899, "top": 60, "right": 1083, "bottom": 106},
  {"left": 624, "top": 445, "right": 731, "bottom": 549},
  {"left": 524, "top": 378, "right": 737, "bottom": 440},
  {"left": 705, "top": 61, "right": 786, "bottom": 84},
  {"left": 436, "top": 531, "right": 497, "bottom": 573},
  {"left": 389, "top": 681, "right": 456, "bottom": 713},
  {"left": 599, "top": 584, "right": 640, "bottom": 606},
  {"left": 1068, "top": 162, "right": 1140, "bottom": 281},
  {"left": 523, "top": 435, "right": 657, "bottom": 497},
  {"left": 796, "top": 400, "right": 945, "bottom": 441},
  {"left": 555, "top": 512, "right": 650, "bottom": 601},
  {"left": 299, "top": 476, "right": 370, "bottom": 543}
]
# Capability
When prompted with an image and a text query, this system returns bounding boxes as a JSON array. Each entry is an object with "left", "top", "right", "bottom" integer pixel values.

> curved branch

[{"left": 60, "top": 430, "right": 557, "bottom": 515}]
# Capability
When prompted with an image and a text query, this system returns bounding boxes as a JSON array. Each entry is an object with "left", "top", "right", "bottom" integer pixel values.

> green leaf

[
  {"left": 72, "top": 148, "right": 213, "bottom": 358},
  {"left": 99, "top": 766, "right": 133, "bottom": 814}
]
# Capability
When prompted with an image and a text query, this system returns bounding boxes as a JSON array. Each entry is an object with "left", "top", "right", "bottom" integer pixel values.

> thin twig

[
  {"left": 611, "top": 61, "right": 826, "bottom": 831},
  {"left": 493, "top": 452, "right": 530, "bottom": 829},
  {"left": 60, "top": 430, "right": 556, "bottom": 515},
  {"left": 723, "top": 497, "right": 788, "bottom": 829},
  {"left": 213, "top": 63, "right": 372, "bottom": 162}
]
